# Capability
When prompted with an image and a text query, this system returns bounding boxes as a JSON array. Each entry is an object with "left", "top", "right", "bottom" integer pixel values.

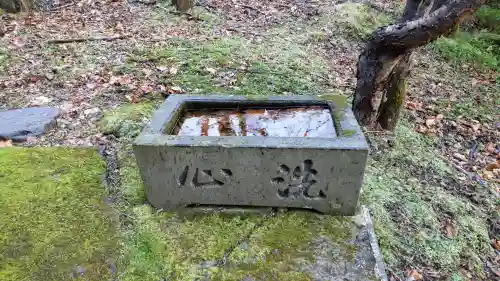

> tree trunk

[
  {"left": 377, "top": 53, "right": 412, "bottom": 130},
  {"left": 0, "top": 0, "right": 20, "bottom": 12},
  {"left": 0, "top": 0, "right": 33, "bottom": 13},
  {"left": 352, "top": 0, "right": 487, "bottom": 130}
]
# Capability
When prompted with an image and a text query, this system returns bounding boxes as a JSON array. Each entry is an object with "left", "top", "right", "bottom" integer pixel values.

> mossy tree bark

[
  {"left": 352, "top": 0, "right": 487, "bottom": 130},
  {"left": 377, "top": 53, "right": 411, "bottom": 130},
  {"left": 0, "top": 0, "right": 32, "bottom": 13}
]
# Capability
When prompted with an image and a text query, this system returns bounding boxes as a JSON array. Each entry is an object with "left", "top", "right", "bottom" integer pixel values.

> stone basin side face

[{"left": 133, "top": 95, "right": 369, "bottom": 215}]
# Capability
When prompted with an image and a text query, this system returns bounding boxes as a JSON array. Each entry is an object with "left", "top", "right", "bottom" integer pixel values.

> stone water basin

[{"left": 133, "top": 95, "right": 369, "bottom": 215}]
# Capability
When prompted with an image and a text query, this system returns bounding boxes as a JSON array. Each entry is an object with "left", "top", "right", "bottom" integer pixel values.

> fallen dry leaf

[
  {"left": 140, "top": 84, "right": 154, "bottom": 94},
  {"left": 493, "top": 168, "right": 500, "bottom": 177},
  {"left": 425, "top": 114, "right": 443, "bottom": 127},
  {"left": 425, "top": 118, "right": 436, "bottom": 127},
  {"left": 486, "top": 161, "right": 500, "bottom": 171},
  {"left": 117, "top": 75, "right": 132, "bottom": 85},
  {"left": 169, "top": 67, "right": 178, "bottom": 75},
  {"left": 11, "top": 37, "right": 26, "bottom": 48},
  {"left": 485, "top": 143, "right": 496, "bottom": 154},
  {"left": 0, "top": 139, "right": 13, "bottom": 148},
  {"left": 492, "top": 239, "right": 500, "bottom": 250},
  {"left": 168, "top": 86, "right": 183, "bottom": 94},
  {"left": 453, "top": 152, "right": 467, "bottom": 162},
  {"left": 109, "top": 75, "right": 132, "bottom": 86},
  {"left": 27, "top": 75, "right": 43, "bottom": 83},
  {"left": 471, "top": 122, "right": 481, "bottom": 132},
  {"left": 475, "top": 94, "right": 481, "bottom": 105},
  {"left": 206, "top": 67, "right": 217, "bottom": 74},
  {"left": 416, "top": 125, "right": 428, "bottom": 134},
  {"left": 407, "top": 269, "right": 423, "bottom": 280},
  {"left": 31, "top": 96, "right": 52, "bottom": 106},
  {"left": 445, "top": 222, "right": 458, "bottom": 238},
  {"left": 483, "top": 170, "right": 495, "bottom": 180}
]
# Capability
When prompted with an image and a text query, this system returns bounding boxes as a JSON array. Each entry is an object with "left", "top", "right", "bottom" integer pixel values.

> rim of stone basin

[{"left": 134, "top": 95, "right": 369, "bottom": 150}]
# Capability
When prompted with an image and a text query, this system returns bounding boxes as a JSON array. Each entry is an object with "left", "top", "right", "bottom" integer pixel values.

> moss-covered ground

[
  {"left": 361, "top": 122, "right": 495, "bottom": 279},
  {"left": 1, "top": 0, "right": 498, "bottom": 280},
  {"left": 0, "top": 148, "right": 118, "bottom": 281},
  {"left": 114, "top": 148, "right": 366, "bottom": 281},
  {"left": 101, "top": 4, "right": 497, "bottom": 279}
]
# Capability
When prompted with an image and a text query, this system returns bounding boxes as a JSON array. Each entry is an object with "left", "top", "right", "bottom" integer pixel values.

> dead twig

[
  {"left": 46, "top": 35, "right": 130, "bottom": 44},
  {"left": 240, "top": 4, "right": 262, "bottom": 13},
  {"left": 225, "top": 28, "right": 262, "bottom": 37},
  {"left": 468, "top": 140, "right": 478, "bottom": 164},
  {"left": 135, "top": 0, "right": 157, "bottom": 5},
  {"left": 49, "top": 2, "right": 77, "bottom": 11}
]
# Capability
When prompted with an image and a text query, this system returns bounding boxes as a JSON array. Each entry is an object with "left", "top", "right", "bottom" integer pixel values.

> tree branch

[
  {"left": 46, "top": 35, "right": 130, "bottom": 44},
  {"left": 371, "top": 0, "right": 485, "bottom": 51}
]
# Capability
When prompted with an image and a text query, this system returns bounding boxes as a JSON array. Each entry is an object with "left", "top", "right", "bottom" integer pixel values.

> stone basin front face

[{"left": 133, "top": 95, "right": 369, "bottom": 215}]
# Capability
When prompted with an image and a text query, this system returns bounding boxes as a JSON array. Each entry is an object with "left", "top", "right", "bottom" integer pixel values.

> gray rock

[
  {"left": 0, "top": 107, "right": 60, "bottom": 142},
  {"left": 133, "top": 95, "right": 369, "bottom": 215}
]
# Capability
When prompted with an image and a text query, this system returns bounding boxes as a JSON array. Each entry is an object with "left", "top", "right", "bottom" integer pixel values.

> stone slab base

[{"left": 177, "top": 205, "right": 388, "bottom": 281}]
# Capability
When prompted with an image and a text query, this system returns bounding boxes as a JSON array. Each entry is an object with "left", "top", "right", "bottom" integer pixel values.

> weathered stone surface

[
  {"left": 207, "top": 206, "right": 388, "bottom": 281},
  {"left": 0, "top": 107, "right": 60, "bottom": 142},
  {"left": 133, "top": 95, "right": 369, "bottom": 215}
]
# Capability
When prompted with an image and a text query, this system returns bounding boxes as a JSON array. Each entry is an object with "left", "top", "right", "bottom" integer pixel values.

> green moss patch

[
  {"left": 127, "top": 35, "right": 333, "bottom": 96},
  {"left": 475, "top": 5, "right": 500, "bottom": 33},
  {"left": 361, "top": 121, "right": 494, "bottom": 277},
  {"left": 435, "top": 78, "right": 499, "bottom": 123},
  {"left": 432, "top": 31, "right": 500, "bottom": 71},
  {"left": 0, "top": 45, "right": 11, "bottom": 74},
  {"left": 99, "top": 102, "right": 157, "bottom": 139},
  {"left": 118, "top": 148, "right": 147, "bottom": 205},
  {"left": 0, "top": 148, "right": 118, "bottom": 281},
  {"left": 334, "top": 3, "right": 393, "bottom": 39},
  {"left": 210, "top": 212, "right": 355, "bottom": 280},
  {"left": 115, "top": 149, "right": 263, "bottom": 281},
  {"left": 117, "top": 205, "right": 262, "bottom": 281}
]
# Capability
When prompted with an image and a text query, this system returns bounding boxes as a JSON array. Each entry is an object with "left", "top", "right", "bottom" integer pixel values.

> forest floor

[{"left": 0, "top": 0, "right": 499, "bottom": 280}]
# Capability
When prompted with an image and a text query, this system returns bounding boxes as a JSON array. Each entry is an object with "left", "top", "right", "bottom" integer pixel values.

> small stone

[
  {"left": 30, "top": 96, "right": 52, "bottom": 106},
  {"left": 109, "top": 262, "right": 117, "bottom": 276},
  {"left": 0, "top": 107, "right": 60, "bottom": 141},
  {"left": 76, "top": 265, "right": 85, "bottom": 276},
  {"left": 169, "top": 67, "right": 178, "bottom": 75},
  {"left": 352, "top": 214, "right": 367, "bottom": 228},
  {"left": 485, "top": 143, "right": 496, "bottom": 154},
  {"left": 198, "top": 260, "right": 217, "bottom": 268},
  {"left": 493, "top": 168, "right": 500, "bottom": 177},
  {"left": 453, "top": 152, "right": 467, "bottom": 162},
  {"left": 84, "top": 107, "right": 101, "bottom": 116},
  {"left": 45, "top": 72, "right": 55, "bottom": 81},
  {"left": 156, "top": 66, "right": 169, "bottom": 73},
  {"left": 59, "top": 102, "right": 74, "bottom": 113}
]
